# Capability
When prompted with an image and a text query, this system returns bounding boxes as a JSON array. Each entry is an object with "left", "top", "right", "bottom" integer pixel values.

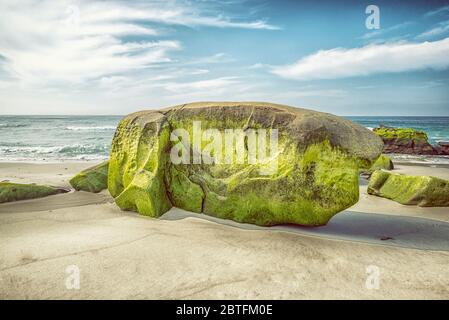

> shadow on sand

[{"left": 161, "top": 208, "right": 449, "bottom": 251}]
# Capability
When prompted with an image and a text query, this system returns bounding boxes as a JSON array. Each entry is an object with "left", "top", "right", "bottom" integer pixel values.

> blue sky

[{"left": 0, "top": 0, "right": 449, "bottom": 115}]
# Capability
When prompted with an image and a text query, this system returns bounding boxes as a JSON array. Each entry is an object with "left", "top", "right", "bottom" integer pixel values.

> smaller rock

[
  {"left": 373, "top": 127, "right": 436, "bottom": 154},
  {"left": 69, "top": 161, "right": 109, "bottom": 193},
  {"left": 368, "top": 170, "right": 449, "bottom": 207},
  {"left": 360, "top": 154, "right": 394, "bottom": 178},
  {"left": 371, "top": 154, "right": 394, "bottom": 171},
  {"left": 0, "top": 182, "right": 68, "bottom": 203}
]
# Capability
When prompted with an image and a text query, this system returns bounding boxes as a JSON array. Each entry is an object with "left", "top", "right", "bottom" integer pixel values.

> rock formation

[
  {"left": 0, "top": 182, "right": 68, "bottom": 203},
  {"left": 70, "top": 161, "right": 109, "bottom": 193},
  {"left": 360, "top": 154, "right": 394, "bottom": 178},
  {"left": 368, "top": 170, "right": 449, "bottom": 207},
  {"left": 373, "top": 126, "right": 448, "bottom": 155},
  {"left": 108, "top": 102, "right": 383, "bottom": 226}
]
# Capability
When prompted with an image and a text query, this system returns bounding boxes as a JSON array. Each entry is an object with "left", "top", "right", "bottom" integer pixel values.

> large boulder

[
  {"left": 373, "top": 126, "right": 438, "bottom": 154},
  {"left": 70, "top": 161, "right": 109, "bottom": 193},
  {"left": 0, "top": 182, "right": 68, "bottom": 203},
  {"left": 109, "top": 102, "right": 383, "bottom": 226},
  {"left": 368, "top": 170, "right": 449, "bottom": 207}
]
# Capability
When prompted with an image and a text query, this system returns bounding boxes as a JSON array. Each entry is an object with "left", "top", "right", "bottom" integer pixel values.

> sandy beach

[{"left": 0, "top": 161, "right": 448, "bottom": 299}]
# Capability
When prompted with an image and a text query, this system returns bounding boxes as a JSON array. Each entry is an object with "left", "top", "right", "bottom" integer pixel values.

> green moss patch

[
  {"left": 69, "top": 161, "right": 109, "bottom": 193},
  {"left": 360, "top": 154, "right": 394, "bottom": 176},
  {"left": 370, "top": 154, "right": 394, "bottom": 171},
  {"left": 108, "top": 113, "right": 172, "bottom": 217},
  {"left": 0, "top": 182, "right": 68, "bottom": 203},
  {"left": 373, "top": 127, "right": 428, "bottom": 142},
  {"left": 368, "top": 170, "right": 449, "bottom": 207}
]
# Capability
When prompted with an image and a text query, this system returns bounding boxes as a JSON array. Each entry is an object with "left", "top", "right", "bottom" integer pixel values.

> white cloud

[
  {"left": 181, "top": 53, "right": 234, "bottom": 66},
  {"left": 163, "top": 77, "right": 240, "bottom": 92},
  {"left": 0, "top": 0, "right": 277, "bottom": 86},
  {"left": 0, "top": 1, "right": 184, "bottom": 85},
  {"left": 417, "top": 20, "right": 449, "bottom": 39},
  {"left": 271, "top": 37, "right": 449, "bottom": 80},
  {"left": 249, "top": 63, "right": 268, "bottom": 69},
  {"left": 63, "top": 1, "right": 279, "bottom": 30}
]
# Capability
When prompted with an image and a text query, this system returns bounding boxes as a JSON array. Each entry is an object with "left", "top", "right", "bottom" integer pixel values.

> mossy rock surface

[
  {"left": 70, "top": 161, "right": 109, "bottom": 193},
  {"left": 371, "top": 154, "right": 394, "bottom": 170},
  {"left": 373, "top": 127, "right": 428, "bottom": 141},
  {"left": 368, "top": 170, "right": 449, "bottom": 207},
  {"left": 109, "top": 102, "right": 383, "bottom": 226},
  {"left": 373, "top": 126, "right": 436, "bottom": 154},
  {"left": 0, "top": 182, "right": 68, "bottom": 203},
  {"left": 361, "top": 154, "right": 394, "bottom": 177}
]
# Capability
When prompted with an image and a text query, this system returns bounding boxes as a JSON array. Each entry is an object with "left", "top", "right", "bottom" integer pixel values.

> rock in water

[
  {"left": 373, "top": 126, "right": 436, "bottom": 154},
  {"left": 368, "top": 170, "right": 449, "bottom": 207},
  {"left": 0, "top": 182, "right": 68, "bottom": 203},
  {"left": 109, "top": 102, "right": 383, "bottom": 226},
  {"left": 70, "top": 161, "right": 109, "bottom": 193}
]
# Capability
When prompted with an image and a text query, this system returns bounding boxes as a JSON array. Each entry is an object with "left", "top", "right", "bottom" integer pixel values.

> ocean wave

[
  {"left": 58, "top": 143, "right": 109, "bottom": 154},
  {"left": 389, "top": 153, "right": 449, "bottom": 165},
  {"left": 0, "top": 143, "right": 109, "bottom": 155},
  {"left": 0, "top": 123, "right": 30, "bottom": 128},
  {"left": 0, "top": 145, "right": 62, "bottom": 154},
  {"left": 0, "top": 154, "right": 108, "bottom": 162},
  {"left": 65, "top": 126, "right": 116, "bottom": 131}
]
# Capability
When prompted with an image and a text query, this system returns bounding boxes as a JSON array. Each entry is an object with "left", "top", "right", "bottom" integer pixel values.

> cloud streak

[
  {"left": 271, "top": 38, "right": 449, "bottom": 80},
  {"left": 0, "top": 0, "right": 277, "bottom": 86},
  {"left": 424, "top": 5, "right": 449, "bottom": 17},
  {"left": 417, "top": 20, "right": 449, "bottom": 39}
]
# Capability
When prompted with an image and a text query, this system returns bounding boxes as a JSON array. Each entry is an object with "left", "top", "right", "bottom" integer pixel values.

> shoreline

[
  {"left": 0, "top": 158, "right": 108, "bottom": 164},
  {"left": 1, "top": 153, "right": 448, "bottom": 165},
  {"left": 393, "top": 161, "right": 449, "bottom": 169}
]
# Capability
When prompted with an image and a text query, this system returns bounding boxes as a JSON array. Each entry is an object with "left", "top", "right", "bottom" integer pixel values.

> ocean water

[
  {"left": 0, "top": 115, "right": 448, "bottom": 162},
  {"left": 347, "top": 116, "right": 449, "bottom": 164},
  {"left": 0, "top": 115, "right": 121, "bottom": 161},
  {"left": 347, "top": 116, "right": 449, "bottom": 145}
]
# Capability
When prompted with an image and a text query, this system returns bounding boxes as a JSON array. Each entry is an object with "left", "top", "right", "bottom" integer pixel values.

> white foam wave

[
  {"left": 389, "top": 153, "right": 449, "bottom": 165},
  {"left": 65, "top": 126, "right": 116, "bottom": 131},
  {"left": 0, "top": 143, "right": 109, "bottom": 155}
]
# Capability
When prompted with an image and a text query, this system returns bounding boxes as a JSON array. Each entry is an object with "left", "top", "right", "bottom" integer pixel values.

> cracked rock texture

[{"left": 108, "top": 102, "right": 383, "bottom": 226}]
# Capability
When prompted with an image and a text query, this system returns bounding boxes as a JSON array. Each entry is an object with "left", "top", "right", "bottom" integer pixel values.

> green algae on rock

[
  {"left": 109, "top": 102, "right": 384, "bottom": 226},
  {"left": 368, "top": 170, "right": 449, "bottom": 207},
  {"left": 373, "top": 126, "right": 435, "bottom": 154},
  {"left": 70, "top": 161, "right": 109, "bottom": 193},
  {"left": 373, "top": 127, "right": 428, "bottom": 141},
  {"left": 361, "top": 154, "right": 394, "bottom": 177},
  {"left": 0, "top": 182, "right": 68, "bottom": 203},
  {"left": 371, "top": 154, "right": 394, "bottom": 171}
]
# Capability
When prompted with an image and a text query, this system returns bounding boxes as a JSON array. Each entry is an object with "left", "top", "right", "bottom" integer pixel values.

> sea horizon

[{"left": 1, "top": 114, "right": 449, "bottom": 164}]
